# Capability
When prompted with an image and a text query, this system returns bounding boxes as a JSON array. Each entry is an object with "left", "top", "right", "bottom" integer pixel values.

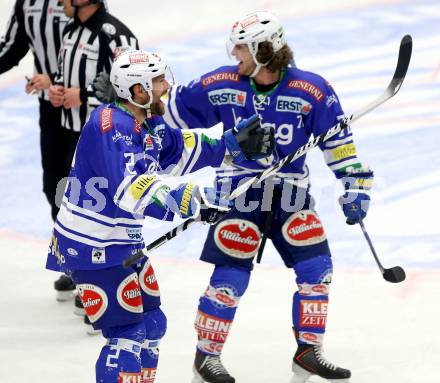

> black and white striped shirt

[
  {"left": 0, "top": 0, "right": 69, "bottom": 101},
  {"left": 55, "top": 6, "right": 138, "bottom": 132}
]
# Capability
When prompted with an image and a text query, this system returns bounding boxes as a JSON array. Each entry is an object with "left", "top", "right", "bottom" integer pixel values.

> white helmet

[
  {"left": 228, "top": 10, "right": 286, "bottom": 77},
  {"left": 110, "top": 49, "right": 173, "bottom": 110}
]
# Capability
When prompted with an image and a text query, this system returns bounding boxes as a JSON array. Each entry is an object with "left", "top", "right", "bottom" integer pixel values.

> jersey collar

[{"left": 249, "top": 68, "right": 286, "bottom": 96}]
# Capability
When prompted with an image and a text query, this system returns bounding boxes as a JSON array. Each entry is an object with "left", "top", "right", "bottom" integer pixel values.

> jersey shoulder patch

[
  {"left": 287, "top": 79, "right": 324, "bottom": 102},
  {"left": 100, "top": 107, "right": 114, "bottom": 133},
  {"left": 201, "top": 66, "right": 241, "bottom": 88},
  {"left": 285, "top": 68, "right": 328, "bottom": 103}
]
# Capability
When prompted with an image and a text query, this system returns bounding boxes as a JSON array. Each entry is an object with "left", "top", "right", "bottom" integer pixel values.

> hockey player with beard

[
  {"left": 91, "top": 12, "right": 374, "bottom": 382},
  {"left": 50, "top": 0, "right": 139, "bottom": 318},
  {"left": 162, "top": 11, "right": 374, "bottom": 383},
  {"left": 45, "top": 50, "right": 274, "bottom": 383}
]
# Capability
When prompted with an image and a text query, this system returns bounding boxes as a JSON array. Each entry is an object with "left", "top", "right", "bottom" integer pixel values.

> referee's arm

[{"left": 0, "top": 0, "right": 30, "bottom": 74}]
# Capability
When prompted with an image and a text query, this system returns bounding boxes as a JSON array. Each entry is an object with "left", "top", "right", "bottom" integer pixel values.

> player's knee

[
  {"left": 141, "top": 308, "right": 166, "bottom": 370},
  {"left": 143, "top": 307, "right": 167, "bottom": 341},
  {"left": 211, "top": 265, "right": 251, "bottom": 295},
  {"left": 102, "top": 321, "right": 146, "bottom": 343},
  {"left": 202, "top": 265, "right": 251, "bottom": 308},
  {"left": 294, "top": 254, "right": 333, "bottom": 289},
  {"left": 96, "top": 322, "right": 146, "bottom": 381}
]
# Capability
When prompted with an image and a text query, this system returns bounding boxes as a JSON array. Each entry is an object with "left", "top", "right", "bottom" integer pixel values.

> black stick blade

[
  {"left": 388, "top": 34, "right": 412, "bottom": 96},
  {"left": 383, "top": 266, "right": 406, "bottom": 283}
]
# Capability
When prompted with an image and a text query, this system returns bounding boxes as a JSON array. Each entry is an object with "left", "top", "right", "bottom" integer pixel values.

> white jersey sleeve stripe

[
  {"left": 183, "top": 132, "right": 203, "bottom": 174},
  {"left": 56, "top": 203, "right": 142, "bottom": 245},
  {"left": 62, "top": 196, "right": 142, "bottom": 226},
  {"left": 168, "top": 86, "right": 190, "bottom": 130}
]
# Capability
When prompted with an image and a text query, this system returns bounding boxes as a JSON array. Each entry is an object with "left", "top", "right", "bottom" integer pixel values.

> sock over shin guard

[
  {"left": 292, "top": 255, "right": 333, "bottom": 345},
  {"left": 195, "top": 265, "right": 250, "bottom": 355}
]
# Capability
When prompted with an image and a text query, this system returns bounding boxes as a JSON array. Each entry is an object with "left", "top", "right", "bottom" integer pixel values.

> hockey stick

[
  {"left": 123, "top": 218, "right": 198, "bottom": 267},
  {"left": 359, "top": 221, "right": 406, "bottom": 283},
  {"left": 122, "top": 35, "right": 412, "bottom": 268},
  {"left": 229, "top": 34, "right": 412, "bottom": 200}
]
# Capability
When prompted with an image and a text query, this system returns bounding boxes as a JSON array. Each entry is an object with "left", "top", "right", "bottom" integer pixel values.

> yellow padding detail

[
  {"left": 331, "top": 143, "right": 357, "bottom": 161},
  {"left": 354, "top": 178, "right": 374, "bottom": 189},
  {"left": 179, "top": 183, "right": 195, "bottom": 216},
  {"left": 182, "top": 131, "right": 196, "bottom": 149},
  {"left": 129, "top": 175, "right": 156, "bottom": 200}
]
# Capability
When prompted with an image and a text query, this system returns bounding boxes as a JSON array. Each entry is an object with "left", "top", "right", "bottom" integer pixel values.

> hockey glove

[
  {"left": 223, "top": 114, "right": 275, "bottom": 163},
  {"left": 167, "top": 183, "right": 231, "bottom": 224},
  {"left": 336, "top": 167, "right": 374, "bottom": 225},
  {"left": 92, "top": 72, "right": 117, "bottom": 103},
  {"left": 199, "top": 187, "right": 232, "bottom": 224}
]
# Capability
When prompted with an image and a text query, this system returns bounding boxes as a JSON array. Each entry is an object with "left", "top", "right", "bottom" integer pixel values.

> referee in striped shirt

[
  {"left": 0, "top": 0, "right": 69, "bottom": 221},
  {"left": 49, "top": 0, "right": 138, "bottom": 141}
]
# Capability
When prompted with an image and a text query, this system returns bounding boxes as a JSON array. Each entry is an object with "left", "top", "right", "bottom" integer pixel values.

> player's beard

[{"left": 150, "top": 100, "right": 165, "bottom": 116}]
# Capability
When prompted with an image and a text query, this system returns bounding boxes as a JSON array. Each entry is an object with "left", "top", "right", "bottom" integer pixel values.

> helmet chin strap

[
  {"left": 250, "top": 63, "right": 263, "bottom": 78},
  {"left": 248, "top": 45, "right": 272, "bottom": 78},
  {"left": 127, "top": 89, "right": 153, "bottom": 118}
]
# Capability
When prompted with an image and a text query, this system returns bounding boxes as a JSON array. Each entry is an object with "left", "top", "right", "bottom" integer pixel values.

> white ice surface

[{"left": 0, "top": 0, "right": 439, "bottom": 382}]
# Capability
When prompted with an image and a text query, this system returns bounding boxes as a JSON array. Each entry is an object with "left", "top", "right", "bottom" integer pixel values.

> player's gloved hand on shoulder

[
  {"left": 167, "top": 183, "right": 231, "bottom": 224},
  {"left": 223, "top": 114, "right": 275, "bottom": 163},
  {"left": 336, "top": 167, "right": 374, "bottom": 225},
  {"left": 92, "top": 71, "right": 117, "bottom": 103}
]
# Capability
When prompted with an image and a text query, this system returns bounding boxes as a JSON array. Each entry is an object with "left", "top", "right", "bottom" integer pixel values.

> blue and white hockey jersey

[
  {"left": 164, "top": 65, "right": 362, "bottom": 189},
  {"left": 46, "top": 102, "right": 226, "bottom": 271}
]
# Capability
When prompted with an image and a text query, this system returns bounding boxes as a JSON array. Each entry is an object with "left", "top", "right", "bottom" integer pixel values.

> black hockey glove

[
  {"left": 198, "top": 187, "right": 231, "bottom": 225},
  {"left": 92, "top": 71, "right": 117, "bottom": 103},
  {"left": 223, "top": 114, "right": 275, "bottom": 163}
]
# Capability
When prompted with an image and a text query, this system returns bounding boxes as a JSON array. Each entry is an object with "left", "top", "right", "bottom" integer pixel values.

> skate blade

[
  {"left": 191, "top": 366, "right": 205, "bottom": 383},
  {"left": 290, "top": 363, "right": 312, "bottom": 383},
  {"left": 56, "top": 290, "right": 75, "bottom": 302},
  {"left": 74, "top": 306, "right": 85, "bottom": 316},
  {"left": 291, "top": 364, "right": 350, "bottom": 383},
  {"left": 86, "top": 326, "right": 102, "bottom": 336}
]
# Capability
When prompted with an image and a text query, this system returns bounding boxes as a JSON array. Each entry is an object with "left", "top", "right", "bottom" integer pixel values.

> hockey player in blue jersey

[
  {"left": 45, "top": 49, "right": 274, "bottom": 383},
  {"left": 161, "top": 11, "right": 374, "bottom": 383}
]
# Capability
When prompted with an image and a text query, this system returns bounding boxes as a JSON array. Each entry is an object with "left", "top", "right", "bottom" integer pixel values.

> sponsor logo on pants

[
  {"left": 139, "top": 259, "right": 160, "bottom": 297},
  {"left": 214, "top": 219, "right": 260, "bottom": 258},
  {"left": 282, "top": 210, "right": 326, "bottom": 246},
  {"left": 77, "top": 284, "right": 108, "bottom": 322},
  {"left": 117, "top": 274, "right": 143, "bottom": 313}
]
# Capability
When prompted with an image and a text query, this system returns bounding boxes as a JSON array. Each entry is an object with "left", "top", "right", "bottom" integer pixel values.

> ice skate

[
  {"left": 290, "top": 344, "right": 351, "bottom": 383},
  {"left": 74, "top": 294, "right": 85, "bottom": 316},
  {"left": 84, "top": 315, "right": 101, "bottom": 336},
  {"left": 191, "top": 351, "right": 235, "bottom": 383},
  {"left": 54, "top": 274, "right": 75, "bottom": 301}
]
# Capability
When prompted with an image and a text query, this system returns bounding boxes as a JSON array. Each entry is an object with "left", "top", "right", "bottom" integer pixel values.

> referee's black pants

[{"left": 39, "top": 99, "right": 80, "bottom": 221}]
